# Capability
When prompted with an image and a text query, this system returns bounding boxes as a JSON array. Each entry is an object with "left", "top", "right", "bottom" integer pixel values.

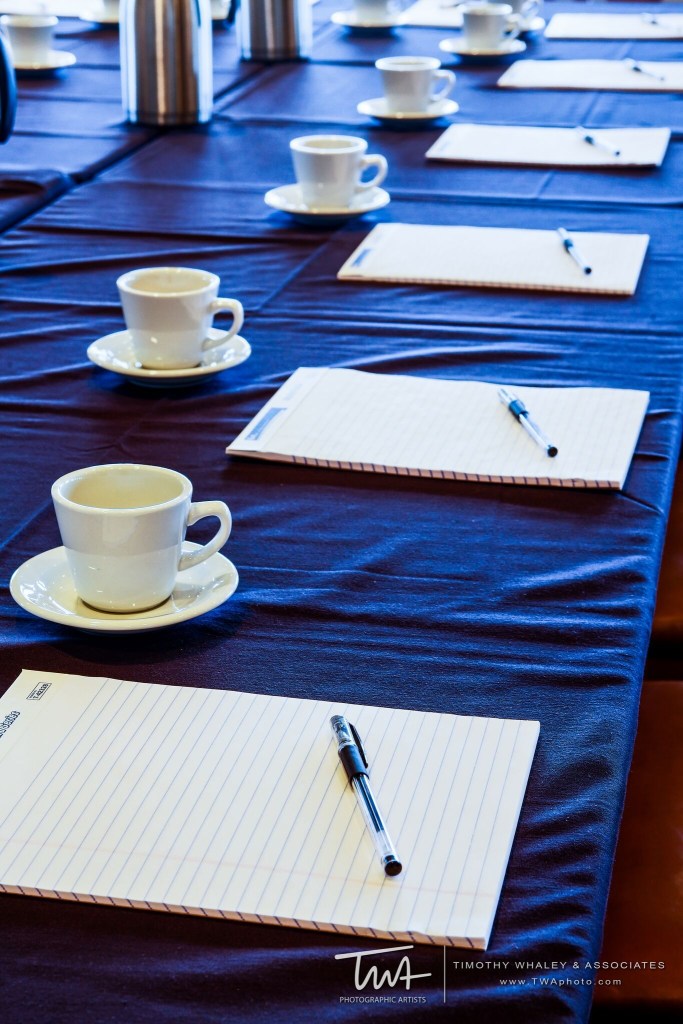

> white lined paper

[
  {"left": 0, "top": 670, "right": 539, "bottom": 949},
  {"left": 545, "top": 13, "right": 683, "bottom": 40},
  {"left": 337, "top": 223, "right": 649, "bottom": 296},
  {"left": 498, "top": 59, "right": 683, "bottom": 92},
  {"left": 426, "top": 123, "right": 671, "bottom": 169},
  {"left": 227, "top": 367, "right": 649, "bottom": 490}
]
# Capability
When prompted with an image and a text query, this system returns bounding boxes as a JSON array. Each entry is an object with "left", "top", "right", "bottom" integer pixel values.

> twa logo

[{"left": 335, "top": 945, "right": 432, "bottom": 991}]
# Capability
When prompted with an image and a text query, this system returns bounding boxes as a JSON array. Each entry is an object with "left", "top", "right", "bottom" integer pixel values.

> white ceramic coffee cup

[
  {"left": 460, "top": 2, "right": 520, "bottom": 48},
  {"left": 99, "top": 0, "right": 120, "bottom": 16},
  {"left": 52, "top": 464, "right": 232, "bottom": 613},
  {"left": 290, "top": 135, "right": 388, "bottom": 209},
  {"left": 1, "top": 15, "right": 57, "bottom": 65},
  {"left": 506, "top": 0, "right": 540, "bottom": 25},
  {"left": 353, "top": 0, "right": 398, "bottom": 20},
  {"left": 117, "top": 267, "right": 244, "bottom": 370},
  {"left": 376, "top": 56, "right": 456, "bottom": 113}
]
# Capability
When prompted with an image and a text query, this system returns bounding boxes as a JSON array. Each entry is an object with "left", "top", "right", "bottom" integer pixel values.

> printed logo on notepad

[{"left": 27, "top": 682, "right": 51, "bottom": 700}]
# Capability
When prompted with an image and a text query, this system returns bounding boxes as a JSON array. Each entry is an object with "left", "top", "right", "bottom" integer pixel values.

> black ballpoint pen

[
  {"left": 498, "top": 387, "right": 559, "bottom": 458},
  {"left": 330, "top": 715, "right": 403, "bottom": 877},
  {"left": 557, "top": 227, "right": 592, "bottom": 275},
  {"left": 624, "top": 58, "right": 666, "bottom": 82},
  {"left": 576, "top": 126, "right": 621, "bottom": 158}
]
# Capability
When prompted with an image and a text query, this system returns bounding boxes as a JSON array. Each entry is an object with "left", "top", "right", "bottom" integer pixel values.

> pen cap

[{"left": 330, "top": 715, "right": 369, "bottom": 781}]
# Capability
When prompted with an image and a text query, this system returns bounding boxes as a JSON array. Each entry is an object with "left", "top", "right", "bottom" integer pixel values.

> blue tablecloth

[
  {"left": 0, "top": 168, "right": 68, "bottom": 230},
  {"left": 6, "top": 67, "right": 151, "bottom": 180},
  {"left": 1, "top": 3, "right": 683, "bottom": 1023}
]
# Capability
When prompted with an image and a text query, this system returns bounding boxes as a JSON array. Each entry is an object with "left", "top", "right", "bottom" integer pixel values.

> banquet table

[{"left": 1, "top": 2, "right": 682, "bottom": 1022}]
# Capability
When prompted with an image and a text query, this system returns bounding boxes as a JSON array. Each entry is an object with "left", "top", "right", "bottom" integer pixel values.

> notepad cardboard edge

[
  {"left": 0, "top": 882, "right": 491, "bottom": 947},
  {"left": 223, "top": 454, "right": 631, "bottom": 489}
]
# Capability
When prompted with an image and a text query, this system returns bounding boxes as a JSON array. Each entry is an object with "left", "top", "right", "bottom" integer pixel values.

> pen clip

[{"left": 349, "top": 722, "right": 369, "bottom": 768}]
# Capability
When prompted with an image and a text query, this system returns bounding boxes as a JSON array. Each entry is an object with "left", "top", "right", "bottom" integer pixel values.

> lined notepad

[
  {"left": 227, "top": 368, "right": 649, "bottom": 490},
  {"left": 498, "top": 60, "right": 683, "bottom": 92},
  {"left": 546, "top": 13, "right": 683, "bottom": 39},
  {"left": 337, "top": 224, "right": 649, "bottom": 296},
  {"left": 0, "top": 670, "right": 540, "bottom": 949},
  {"left": 426, "top": 124, "right": 671, "bottom": 169}
]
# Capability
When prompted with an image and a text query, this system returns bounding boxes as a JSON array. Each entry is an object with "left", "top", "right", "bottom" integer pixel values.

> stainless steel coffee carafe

[
  {"left": 238, "top": 0, "right": 312, "bottom": 61},
  {"left": 120, "top": 0, "right": 213, "bottom": 125},
  {"left": 0, "top": 31, "right": 16, "bottom": 142}
]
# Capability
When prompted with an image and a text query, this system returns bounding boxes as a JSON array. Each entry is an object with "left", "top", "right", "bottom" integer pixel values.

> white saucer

[
  {"left": 331, "top": 9, "right": 404, "bottom": 30},
  {"left": 10, "top": 544, "right": 239, "bottom": 634},
  {"left": 357, "top": 96, "right": 459, "bottom": 124},
  {"left": 14, "top": 50, "right": 77, "bottom": 71},
  {"left": 79, "top": 10, "right": 119, "bottom": 24},
  {"left": 520, "top": 15, "right": 545, "bottom": 34},
  {"left": 439, "top": 36, "right": 526, "bottom": 57},
  {"left": 87, "top": 329, "right": 251, "bottom": 388},
  {"left": 265, "top": 184, "right": 390, "bottom": 225}
]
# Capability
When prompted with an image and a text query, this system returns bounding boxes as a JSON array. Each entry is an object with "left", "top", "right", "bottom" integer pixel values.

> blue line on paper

[
  {"left": 246, "top": 406, "right": 287, "bottom": 441},
  {"left": 351, "top": 247, "right": 373, "bottom": 268}
]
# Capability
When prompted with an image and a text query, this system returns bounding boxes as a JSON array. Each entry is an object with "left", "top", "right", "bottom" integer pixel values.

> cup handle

[
  {"left": 505, "top": 14, "right": 522, "bottom": 37},
  {"left": 178, "top": 500, "right": 232, "bottom": 572},
  {"left": 356, "top": 154, "right": 388, "bottom": 194},
  {"left": 203, "top": 297, "right": 244, "bottom": 351},
  {"left": 430, "top": 69, "right": 456, "bottom": 103}
]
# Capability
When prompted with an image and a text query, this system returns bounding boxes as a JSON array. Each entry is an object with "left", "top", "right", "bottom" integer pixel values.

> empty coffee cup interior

[
  {"left": 461, "top": 2, "right": 514, "bottom": 13},
  {"left": 291, "top": 135, "right": 365, "bottom": 155},
  {"left": 56, "top": 465, "right": 187, "bottom": 510},
  {"left": 119, "top": 267, "right": 216, "bottom": 296},
  {"left": 0, "top": 14, "right": 58, "bottom": 29}
]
